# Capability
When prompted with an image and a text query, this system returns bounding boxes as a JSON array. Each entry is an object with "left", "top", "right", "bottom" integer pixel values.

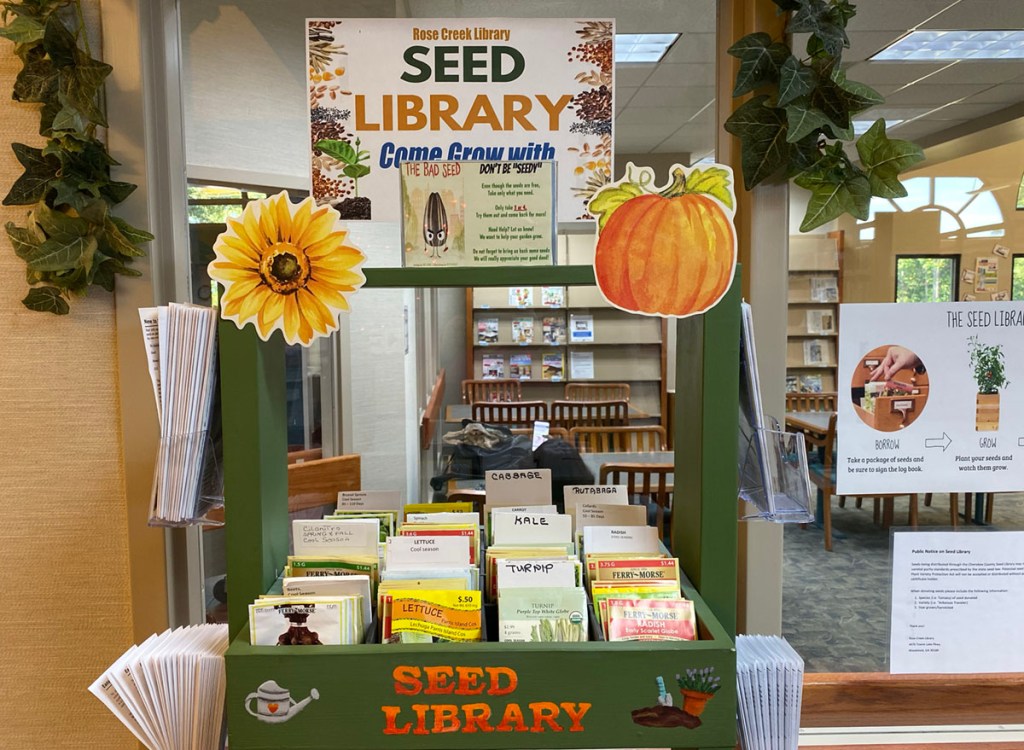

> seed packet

[
  {"left": 249, "top": 597, "right": 363, "bottom": 646},
  {"left": 280, "top": 575, "right": 372, "bottom": 627},
  {"left": 383, "top": 589, "right": 482, "bottom": 643},
  {"left": 498, "top": 587, "right": 588, "bottom": 642},
  {"left": 605, "top": 598, "right": 696, "bottom": 642}
]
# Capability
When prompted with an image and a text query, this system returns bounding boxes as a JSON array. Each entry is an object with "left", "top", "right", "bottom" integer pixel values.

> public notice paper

[{"left": 890, "top": 530, "right": 1024, "bottom": 673}]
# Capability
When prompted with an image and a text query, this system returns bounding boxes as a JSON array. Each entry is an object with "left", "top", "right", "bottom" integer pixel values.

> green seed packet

[{"left": 498, "top": 586, "right": 588, "bottom": 643}]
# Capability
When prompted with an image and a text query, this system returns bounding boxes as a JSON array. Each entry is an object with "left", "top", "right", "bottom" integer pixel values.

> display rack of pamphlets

[{"left": 220, "top": 265, "right": 740, "bottom": 750}]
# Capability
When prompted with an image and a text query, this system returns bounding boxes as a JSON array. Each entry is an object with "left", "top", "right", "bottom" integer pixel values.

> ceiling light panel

[
  {"left": 853, "top": 119, "right": 905, "bottom": 134},
  {"left": 872, "top": 30, "right": 1024, "bottom": 61},
  {"left": 615, "top": 34, "right": 680, "bottom": 64}
]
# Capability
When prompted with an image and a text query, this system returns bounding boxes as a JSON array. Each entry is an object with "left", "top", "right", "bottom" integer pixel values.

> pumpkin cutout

[{"left": 589, "top": 163, "right": 737, "bottom": 318}]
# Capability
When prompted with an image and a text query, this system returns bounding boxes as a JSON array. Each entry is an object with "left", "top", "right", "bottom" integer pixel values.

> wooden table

[
  {"left": 784, "top": 410, "right": 832, "bottom": 438},
  {"left": 581, "top": 450, "right": 674, "bottom": 482}
]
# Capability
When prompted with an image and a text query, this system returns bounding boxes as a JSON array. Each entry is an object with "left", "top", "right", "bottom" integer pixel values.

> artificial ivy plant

[
  {"left": 0, "top": 0, "right": 151, "bottom": 314},
  {"left": 724, "top": 0, "right": 925, "bottom": 232}
]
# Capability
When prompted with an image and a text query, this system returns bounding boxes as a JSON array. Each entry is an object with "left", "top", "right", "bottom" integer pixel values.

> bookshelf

[
  {"left": 466, "top": 286, "right": 668, "bottom": 420},
  {"left": 787, "top": 230, "right": 843, "bottom": 394},
  {"left": 220, "top": 265, "right": 741, "bottom": 750}
]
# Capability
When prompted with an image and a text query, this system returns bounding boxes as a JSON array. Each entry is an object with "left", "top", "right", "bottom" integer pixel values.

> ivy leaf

[
  {"left": 856, "top": 119, "right": 925, "bottom": 199},
  {"left": 41, "top": 13, "right": 77, "bottom": 67},
  {"left": 785, "top": 98, "right": 834, "bottom": 143},
  {"left": 93, "top": 256, "right": 141, "bottom": 292},
  {"left": 728, "top": 34, "right": 789, "bottom": 96},
  {"left": 588, "top": 181, "right": 644, "bottom": 232},
  {"left": 102, "top": 216, "right": 145, "bottom": 257},
  {"left": 788, "top": 0, "right": 848, "bottom": 57},
  {"left": 22, "top": 285, "right": 69, "bottom": 314},
  {"left": 5, "top": 221, "right": 44, "bottom": 259},
  {"left": 25, "top": 233, "right": 96, "bottom": 271},
  {"left": 50, "top": 100, "right": 89, "bottom": 133},
  {"left": 315, "top": 138, "right": 358, "bottom": 165},
  {"left": 834, "top": 71, "right": 884, "bottom": 115},
  {"left": 3, "top": 142, "right": 57, "bottom": 205},
  {"left": 789, "top": 133, "right": 823, "bottom": 177},
  {"left": 786, "top": 0, "right": 829, "bottom": 34},
  {"left": 59, "top": 57, "right": 111, "bottom": 127},
  {"left": 833, "top": 0, "right": 858, "bottom": 24},
  {"left": 724, "top": 94, "right": 789, "bottom": 189},
  {"left": 100, "top": 181, "right": 136, "bottom": 204},
  {"left": 685, "top": 166, "right": 734, "bottom": 210},
  {"left": 50, "top": 177, "right": 89, "bottom": 210},
  {"left": 795, "top": 157, "right": 871, "bottom": 231},
  {"left": 809, "top": 78, "right": 853, "bottom": 138},
  {"left": 778, "top": 57, "right": 815, "bottom": 107},
  {"left": 33, "top": 202, "right": 88, "bottom": 243},
  {"left": 13, "top": 54, "right": 57, "bottom": 102},
  {"left": 109, "top": 215, "right": 155, "bottom": 245},
  {"left": 0, "top": 14, "right": 44, "bottom": 44},
  {"left": 77, "top": 197, "right": 108, "bottom": 225}
]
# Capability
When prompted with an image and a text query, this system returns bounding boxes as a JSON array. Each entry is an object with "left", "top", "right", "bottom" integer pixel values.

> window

[
  {"left": 1013, "top": 255, "right": 1024, "bottom": 300},
  {"left": 895, "top": 255, "right": 959, "bottom": 302},
  {"left": 858, "top": 176, "right": 1005, "bottom": 242}
]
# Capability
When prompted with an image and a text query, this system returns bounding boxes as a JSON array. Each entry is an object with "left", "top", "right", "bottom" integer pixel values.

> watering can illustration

[{"left": 245, "top": 680, "right": 319, "bottom": 724}]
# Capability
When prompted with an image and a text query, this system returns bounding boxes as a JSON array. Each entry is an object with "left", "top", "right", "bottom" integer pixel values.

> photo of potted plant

[
  {"left": 968, "top": 336, "right": 1009, "bottom": 431},
  {"left": 675, "top": 667, "right": 722, "bottom": 717}
]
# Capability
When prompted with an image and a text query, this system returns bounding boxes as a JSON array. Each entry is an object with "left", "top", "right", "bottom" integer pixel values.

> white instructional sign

[
  {"left": 306, "top": 18, "right": 614, "bottom": 224},
  {"left": 837, "top": 302, "right": 1024, "bottom": 494},
  {"left": 890, "top": 530, "right": 1024, "bottom": 673}
]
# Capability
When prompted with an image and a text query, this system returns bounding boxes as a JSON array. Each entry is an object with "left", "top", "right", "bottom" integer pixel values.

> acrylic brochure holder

[
  {"left": 149, "top": 428, "right": 224, "bottom": 527},
  {"left": 739, "top": 419, "right": 814, "bottom": 524}
]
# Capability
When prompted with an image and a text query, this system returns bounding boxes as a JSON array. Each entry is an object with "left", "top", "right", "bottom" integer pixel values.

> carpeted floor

[{"left": 781, "top": 492, "right": 1024, "bottom": 673}]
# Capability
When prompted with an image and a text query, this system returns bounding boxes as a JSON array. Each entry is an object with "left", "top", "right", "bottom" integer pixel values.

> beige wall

[
  {"left": 0, "top": 36, "right": 137, "bottom": 750},
  {"left": 842, "top": 137, "right": 1024, "bottom": 303}
]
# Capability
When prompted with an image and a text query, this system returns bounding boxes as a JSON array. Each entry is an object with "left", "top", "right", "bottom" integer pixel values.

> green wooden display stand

[{"left": 221, "top": 266, "right": 740, "bottom": 750}]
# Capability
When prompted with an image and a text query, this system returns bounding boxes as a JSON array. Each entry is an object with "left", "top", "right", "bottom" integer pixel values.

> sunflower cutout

[{"left": 208, "top": 192, "right": 366, "bottom": 346}]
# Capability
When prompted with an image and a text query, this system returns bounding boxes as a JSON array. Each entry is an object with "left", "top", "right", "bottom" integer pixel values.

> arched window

[{"left": 857, "top": 176, "right": 1005, "bottom": 241}]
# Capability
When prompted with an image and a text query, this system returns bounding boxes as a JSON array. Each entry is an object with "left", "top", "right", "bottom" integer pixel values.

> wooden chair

[
  {"left": 570, "top": 425, "right": 666, "bottom": 453},
  {"left": 550, "top": 399, "right": 628, "bottom": 431},
  {"left": 471, "top": 400, "right": 547, "bottom": 427},
  {"left": 786, "top": 392, "right": 837, "bottom": 413},
  {"left": 805, "top": 414, "right": 839, "bottom": 550},
  {"left": 461, "top": 378, "right": 522, "bottom": 404},
  {"left": 204, "top": 453, "right": 361, "bottom": 526},
  {"left": 565, "top": 382, "right": 631, "bottom": 402},
  {"left": 599, "top": 462, "right": 673, "bottom": 547},
  {"left": 287, "top": 447, "right": 323, "bottom": 464}
]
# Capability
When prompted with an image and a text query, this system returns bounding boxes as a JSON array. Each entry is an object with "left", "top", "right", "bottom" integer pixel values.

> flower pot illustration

[
  {"left": 968, "top": 337, "right": 1008, "bottom": 432},
  {"left": 245, "top": 680, "right": 319, "bottom": 724},
  {"left": 976, "top": 392, "right": 1000, "bottom": 431},
  {"left": 679, "top": 689, "right": 715, "bottom": 717}
]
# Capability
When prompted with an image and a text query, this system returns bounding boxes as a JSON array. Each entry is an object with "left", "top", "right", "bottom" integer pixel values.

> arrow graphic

[{"left": 925, "top": 433, "right": 952, "bottom": 451}]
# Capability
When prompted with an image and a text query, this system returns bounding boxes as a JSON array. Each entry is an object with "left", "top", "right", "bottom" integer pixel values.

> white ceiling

[{"left": 613, "top": 0, "right": 1024, "bottom": 159}]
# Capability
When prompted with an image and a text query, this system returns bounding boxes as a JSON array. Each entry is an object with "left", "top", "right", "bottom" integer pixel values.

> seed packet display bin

[{"left": 222, "top": 266, "right": 741, "bottom": 750}]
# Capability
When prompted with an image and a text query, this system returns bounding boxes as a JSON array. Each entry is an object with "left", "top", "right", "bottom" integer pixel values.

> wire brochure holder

[{"left": 739, "top": 301, "right": 814, "bottom": 523}]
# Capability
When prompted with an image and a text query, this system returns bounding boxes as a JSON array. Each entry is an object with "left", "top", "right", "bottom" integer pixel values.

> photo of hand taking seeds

[{"left": 850, "top": 345, "right": 930, "bottom": 432}]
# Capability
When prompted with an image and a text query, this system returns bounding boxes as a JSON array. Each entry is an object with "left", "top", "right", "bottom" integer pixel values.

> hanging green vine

[
  {"left": 0, "top": 0, "right": 151, "bottom": 314},
  {"left": 724, "top": 0, "right": 925, "bottom": 232}
]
